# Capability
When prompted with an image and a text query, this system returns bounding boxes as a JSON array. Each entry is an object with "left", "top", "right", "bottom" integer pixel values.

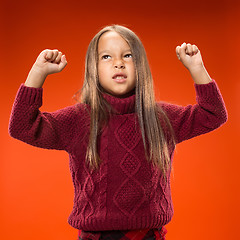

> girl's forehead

[{"left": 98, "top": 31, "right": 130, "bottom": 51}]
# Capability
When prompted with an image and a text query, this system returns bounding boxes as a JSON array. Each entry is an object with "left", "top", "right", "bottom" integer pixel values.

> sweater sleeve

[
  {"left": 8, "top": 84, "right": 88, "bottom": 151},
  {"left": 160, "top": 80, "right": 228, "bottom": 144}
]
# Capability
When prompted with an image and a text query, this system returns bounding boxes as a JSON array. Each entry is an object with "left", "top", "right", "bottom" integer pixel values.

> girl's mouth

[{"left": 112, "top": 73, "right": 127, "bottom": 83}]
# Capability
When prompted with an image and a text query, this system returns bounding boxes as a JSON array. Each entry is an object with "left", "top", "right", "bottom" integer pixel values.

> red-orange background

[{"left": 1, "top": 0, "right": 239, "bottom": 239}]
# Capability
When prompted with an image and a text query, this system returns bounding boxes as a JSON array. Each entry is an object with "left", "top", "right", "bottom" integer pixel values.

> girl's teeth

[{"left": 116, "top": 76, "right": 125, "bottom": 79}]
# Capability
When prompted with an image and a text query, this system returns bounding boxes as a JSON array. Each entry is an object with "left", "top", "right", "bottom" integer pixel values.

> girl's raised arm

[
  {"left": 9, "top": 50, "right": 87, "bottom": 151},
  {"left": 161, "top": 43, "right": 228, "bottom": 144}
]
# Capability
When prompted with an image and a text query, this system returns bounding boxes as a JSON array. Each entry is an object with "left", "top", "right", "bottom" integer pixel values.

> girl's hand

[
  {"left": 33, "top": 49, "right": 68, "bottom": 76},
  {"left": 176, "top": 43, "right": 203, "bottom": 72},
  {"left": 25, "top": 49, "right": 68, "bottom": 88},
  {"left": 176, "top": 43, "right": 212, "bottom": 84}
]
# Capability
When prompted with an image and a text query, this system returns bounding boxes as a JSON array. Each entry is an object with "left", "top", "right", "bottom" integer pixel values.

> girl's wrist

[
  {"left": 188, "top": 63, "right": 205, "bottom": 75},
  {"left": 24, "top": 66, "right": 47, "bottom": 88},
  {"left": 189, "top": 65, "right": 212, "bottom": 84}
]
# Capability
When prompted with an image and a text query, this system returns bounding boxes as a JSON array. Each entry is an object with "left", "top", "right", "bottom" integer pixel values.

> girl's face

[{"left": 98, "top": 31, "right": 136, "bottom": 98}]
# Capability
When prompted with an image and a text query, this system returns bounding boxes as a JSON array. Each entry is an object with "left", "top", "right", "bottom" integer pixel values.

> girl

[{"left": 9, "top": 25, "right": 227, "bottom": 240}]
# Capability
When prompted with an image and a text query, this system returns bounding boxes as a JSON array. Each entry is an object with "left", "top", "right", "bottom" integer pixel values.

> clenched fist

[
  {"left": 176, "top": 43, "right": 212, "bottom": 84},
  {"left": 25, "top": 49, "right": 68, "bottom": 88},
  {"left": 34, "top": 49, "right": 68, "bottom": 76},
  {"left": 176, "top": 43, "right": 203, "bottom": 72}
]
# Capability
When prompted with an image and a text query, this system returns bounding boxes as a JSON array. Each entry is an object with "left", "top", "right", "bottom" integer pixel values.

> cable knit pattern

[
  {"left": 8, "top": 80, "right": 228, "bottom": 231},
  {"left": 113, "top": 116, "right": 144, "bottom": 216}
]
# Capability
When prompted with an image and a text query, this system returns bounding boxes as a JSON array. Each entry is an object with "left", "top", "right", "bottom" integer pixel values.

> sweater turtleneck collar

[{"left": 102, "top": 92, "right": 136, "bottom": 115}]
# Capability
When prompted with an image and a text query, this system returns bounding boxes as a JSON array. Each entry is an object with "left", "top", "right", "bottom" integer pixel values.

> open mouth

[{"left": 112, "top": 73, "right": 127, "bottom": 82}]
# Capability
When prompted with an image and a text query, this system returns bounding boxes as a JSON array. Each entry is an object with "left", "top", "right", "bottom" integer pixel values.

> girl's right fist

[{"left": 33, "top": 49, "right": 68, "bottom": 76}]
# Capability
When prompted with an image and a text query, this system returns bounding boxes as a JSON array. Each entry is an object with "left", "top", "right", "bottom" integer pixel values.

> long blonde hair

[{"left": 77, "top": 25, "right": 176, "bottom": 178}]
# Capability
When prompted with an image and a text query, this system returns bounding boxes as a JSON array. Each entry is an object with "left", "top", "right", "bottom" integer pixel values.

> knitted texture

[{"left": 8, "top": 80, "right": 228, "bottom": 231}]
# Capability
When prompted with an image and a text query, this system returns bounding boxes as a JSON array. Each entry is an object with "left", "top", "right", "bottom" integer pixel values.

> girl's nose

[{"left": 114, "top": 59, "right": 125, "bottom": 69}]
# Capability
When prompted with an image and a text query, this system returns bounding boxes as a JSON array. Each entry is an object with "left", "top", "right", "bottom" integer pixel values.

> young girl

[{"left": 9, "top": 25, "right": 227, "bottom": 240}]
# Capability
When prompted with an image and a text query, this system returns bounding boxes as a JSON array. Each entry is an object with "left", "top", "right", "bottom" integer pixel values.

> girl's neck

[
  {"left": 102, "top": 90, "right": 136, "bottom": 115},
  {"left": 101, "top": 88, "right": 136, "bottom": 99}
]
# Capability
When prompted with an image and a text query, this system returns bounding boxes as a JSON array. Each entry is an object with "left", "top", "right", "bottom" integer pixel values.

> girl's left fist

[{"left": 176, "top": 43, "right": 203, "bottom": 71}]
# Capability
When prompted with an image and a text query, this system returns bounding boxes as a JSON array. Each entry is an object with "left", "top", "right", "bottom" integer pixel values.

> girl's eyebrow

[
  {"left": 98, "top": 50, "right": 110, "bottom": 56},
  {"left": 98, "top": 49, "right": 131, "bottom": 56}
]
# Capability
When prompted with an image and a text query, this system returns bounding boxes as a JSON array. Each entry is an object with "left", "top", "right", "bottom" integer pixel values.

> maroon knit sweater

[{"left": 8, "top": 80, "right": 227, "bottom": 231}]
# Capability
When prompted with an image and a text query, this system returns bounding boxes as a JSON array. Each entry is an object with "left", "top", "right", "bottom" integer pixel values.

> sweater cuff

[
  {"left": 194, "top": 79, "right": 220, "bottom": 99},
  {"left": 16, "top": 83, "right": 43, "bottom": 106}
]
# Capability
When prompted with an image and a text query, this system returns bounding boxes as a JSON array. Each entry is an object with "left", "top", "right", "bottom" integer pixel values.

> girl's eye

[
  {"left": 124, "top": 54, "right": 132, "bottom": 58},
  {"left": 102, "top": 55, "right": 111, "bottom": 60}
]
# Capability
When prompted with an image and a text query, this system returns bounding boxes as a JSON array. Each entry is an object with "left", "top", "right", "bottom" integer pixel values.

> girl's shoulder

[
  {"left": 157, "top": 101, "right": 181, "bottom": 112},
  {"left": 51, "top": 102, "right": 90, "bottom": 120},
  {"left": 156, "top": 101, "right": 186, "bottom": 122}
]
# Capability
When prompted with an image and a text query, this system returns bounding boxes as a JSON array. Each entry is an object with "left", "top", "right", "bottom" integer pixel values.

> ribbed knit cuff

[
  {"left": 194, "top": 79, "right": 219, "bottom": 99},
  {"left": 16, "top": 83, "right": 43, "bottom": 106}
]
